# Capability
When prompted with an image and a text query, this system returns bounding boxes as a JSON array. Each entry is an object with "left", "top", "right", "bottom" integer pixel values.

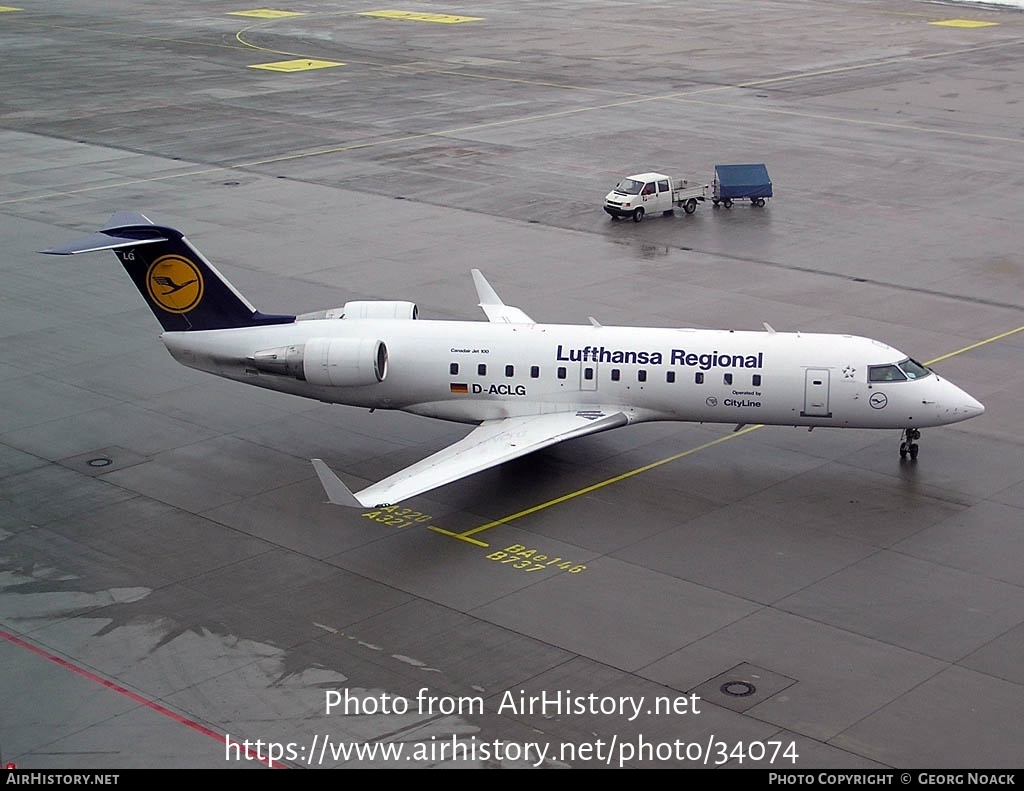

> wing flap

[{"left": 313, "top": 410, "right": 629, "bottom": 507}]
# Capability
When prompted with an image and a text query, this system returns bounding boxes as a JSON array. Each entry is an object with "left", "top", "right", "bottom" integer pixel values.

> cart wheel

[
  {"left": 684, "top": 198, "right": 697, "bottom": 214},
  {"left": 754, "top": 197, "right": 765, "bottom": 207},
  {"left": 723, "top": 198, "right": 733, "bottom": 208},
  {"left": 712, "top": 199, "right": 719, "bottom": 206},
  {"left": 632, "top": 207, "right": 644, "bottom": 223}
]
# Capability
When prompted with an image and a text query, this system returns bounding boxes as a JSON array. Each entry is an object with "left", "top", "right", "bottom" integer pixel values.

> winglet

[
  {"left": 311, "top": 459, "right": 366, "bottom": 508},
  {"left": 471, "top": 269, "right": 535, "bottom": 324}
]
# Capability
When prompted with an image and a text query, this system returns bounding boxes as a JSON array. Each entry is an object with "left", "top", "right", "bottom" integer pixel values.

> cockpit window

[
  {"left": 899, "top": 358, "right": 931, "bottom": 380},
  {"left": 868, "top": 364, "right": 907, "bottom": 382},
  {"left": 869, "top": 359, "right": 932, "bottom": 382}
]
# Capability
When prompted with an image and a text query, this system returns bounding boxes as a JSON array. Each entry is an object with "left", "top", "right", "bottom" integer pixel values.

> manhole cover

[{"left": 720, "top": 681, "right": 756, "bottom": 697}]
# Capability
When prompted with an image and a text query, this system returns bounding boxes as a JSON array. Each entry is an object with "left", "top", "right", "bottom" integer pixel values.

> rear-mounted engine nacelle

[
  {"left": 310, "top": 301, "right": 418, "bottom": 320},
  {"left": 250, "top": 337, "right": 388, "bottom": 386},
  {"left": 343, "top": 301, "right": 417, "bottom": 320}
]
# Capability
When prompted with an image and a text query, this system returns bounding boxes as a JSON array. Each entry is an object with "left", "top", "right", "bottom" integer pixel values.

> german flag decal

[{"left": 450, "top": 383, "right": 469, "bottom": 394}]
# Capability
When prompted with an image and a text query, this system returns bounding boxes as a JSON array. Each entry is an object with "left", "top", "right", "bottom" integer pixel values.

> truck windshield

[{"left": 614, "top": 179, "right": 643, "bottom": 195}]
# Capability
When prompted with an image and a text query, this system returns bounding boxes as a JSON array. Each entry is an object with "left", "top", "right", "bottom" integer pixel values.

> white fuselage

[{"left": 160, "top": 319, "right": 983, "bottom": 431}]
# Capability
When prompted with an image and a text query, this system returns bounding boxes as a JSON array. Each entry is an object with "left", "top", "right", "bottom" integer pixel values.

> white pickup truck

[{"left": 603, "top": 172, "right": 709, "bottom": 222}]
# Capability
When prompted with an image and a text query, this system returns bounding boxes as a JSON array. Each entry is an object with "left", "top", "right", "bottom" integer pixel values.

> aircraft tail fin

[{"left": 41, "top": 212, "right": 295, "bottom": 332}]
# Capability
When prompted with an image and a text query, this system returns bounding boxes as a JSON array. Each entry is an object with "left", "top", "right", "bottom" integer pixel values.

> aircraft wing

[
  {"left": 312, "top": 410, "right": 630, "bottom": 507},
  {"left": 472, "top": 269, "right": 535, "bottom": 324}
]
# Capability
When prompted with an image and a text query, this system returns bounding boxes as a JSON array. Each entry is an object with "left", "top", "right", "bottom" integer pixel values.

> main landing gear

[{"left": 899, "top": 428, "right": 921, "bottom": 460}]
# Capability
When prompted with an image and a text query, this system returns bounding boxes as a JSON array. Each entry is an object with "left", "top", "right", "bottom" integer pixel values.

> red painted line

[{"left": 0, "top": 628, "right": 288, "bottom": 768}]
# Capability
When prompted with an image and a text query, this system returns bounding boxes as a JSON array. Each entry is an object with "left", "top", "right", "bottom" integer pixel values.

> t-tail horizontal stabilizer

[{"left": 42, "top": 211, "right": 295, "bottom": 332}]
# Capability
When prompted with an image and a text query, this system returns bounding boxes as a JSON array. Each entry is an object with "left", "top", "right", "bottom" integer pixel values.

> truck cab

[
  {"left": 603, "top": 171, "right": 706, "bottom": 222},
  {"left": 604, "top": 172, "right": 672, "bottom": 222}
]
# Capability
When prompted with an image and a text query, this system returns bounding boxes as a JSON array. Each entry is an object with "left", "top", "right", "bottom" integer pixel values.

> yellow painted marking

[
  {"left": 925, "top": 326, "right": 1024, "bottom": 366},
  {"left": 359, "top": 10, "right": 482, "bottom": 24},
  {"left": 228, "top": 9, "right": 305, "bottom": 19},
  {"left": 7, "top": 33, "right": 1023, "bottom": 203},
  {"left": 930, "top": 19, "right": 999, "bottom": 29},
  {"left": 0, "top": 5, "right": 23, "bottom": 10},
  {"left": 433, "top": 426, "right": 767, "bottom": 545},
  {"left": 249, "top": 58, "right": 343, "bottom": 72},
  {"left": 428, "top": 527, "right": 489, "bottom": 547}
]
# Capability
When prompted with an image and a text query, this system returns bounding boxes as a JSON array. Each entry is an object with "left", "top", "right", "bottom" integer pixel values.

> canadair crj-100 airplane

[{"left": 44, "top": 212, "right": 985, "bottom": 508}]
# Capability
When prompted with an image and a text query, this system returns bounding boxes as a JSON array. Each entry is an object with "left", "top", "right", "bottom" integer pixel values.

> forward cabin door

[{"left": 802, "top": 368, "right": 832, "bottom": 417}]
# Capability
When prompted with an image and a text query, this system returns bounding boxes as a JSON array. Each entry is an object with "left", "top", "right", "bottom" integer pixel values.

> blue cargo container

[{"left": 712, "top": 163, "right": 772, "bottom": 207}]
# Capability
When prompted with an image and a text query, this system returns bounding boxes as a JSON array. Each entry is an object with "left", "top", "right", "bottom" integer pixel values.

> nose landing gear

[{"left": 900, "top": 428, "right": 921, "bottom": 460}]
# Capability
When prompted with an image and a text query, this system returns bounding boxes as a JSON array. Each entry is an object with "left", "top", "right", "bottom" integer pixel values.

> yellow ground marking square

[
  {"left": 359, "top": 10, "right": 482, "bottom": 24},
  {"left": 229, "top": 9, "right": 305, "bottom": 19},
  {"left": 930, "top": 19, "right": 999, "bottom": 28},
  {"left": 249, "top": 59, "right": 344, "bottom": 72},
  {"left": 0, "top": 6, "right": 24, "bottom": 11}
]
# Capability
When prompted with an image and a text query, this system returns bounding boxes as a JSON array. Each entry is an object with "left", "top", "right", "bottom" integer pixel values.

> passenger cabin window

[
  {"left": 530, "top": 366, "right": 540, "bottom": 378},
  {"left": 505, "top": 365, "right": 514, "bottom": 377},
  {"left": 477, "top": 363, "right": 487, "bottom": 376},
  {"left": 611, "top": 369, "right": 621, "bottom": 382},
  {"left": 868, "top": 364, "right": 907, "bottom": 382},
  {"left": 695, "top": 372, "right": 704, "bottom": 384},
  {"left": 752, "top": 374, "right": 761, "bottom": 386},
  {"left": 666, "top": 371, "right": 676, "bottom": 383},
  {"left": 657, "top": 179, "right": 669, "bottom": 192},
  {"left": 557, "top": 367, "right": 567, "bottom": 380},
  {"left": 723, "top": 373, "right": 733, "bottom": 385},
  {"left": 638, "top": 370, "right": 647, "bottom": 383},
  {"left": 584, "top": 367, "right": 594, "bottom": 381},
  {"left": 450, "top": 363, "right": 459, "bottom": 375}
]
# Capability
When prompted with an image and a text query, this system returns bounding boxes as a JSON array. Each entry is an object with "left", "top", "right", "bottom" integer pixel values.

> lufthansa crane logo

[
  {"left": 146, "top": 255, "right": 203, "bottom": 313},
  {"left": 869, "top": 392, "right": 888, "bottom": 409}
]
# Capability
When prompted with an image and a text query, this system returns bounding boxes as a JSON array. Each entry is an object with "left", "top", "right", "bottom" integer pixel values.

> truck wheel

[
  {"left": 723, "top": 198, "right": 733, "bottom": 208},
  {"left": 684, "top": 199, "right": 697, "bottom": 214},
  {"left": 632, "top": 208, "right": 644, "bottom": 223}
]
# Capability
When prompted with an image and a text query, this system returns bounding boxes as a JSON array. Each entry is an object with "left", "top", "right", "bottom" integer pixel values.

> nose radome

[{"left": 948, "top": 381, "right": 984, "bottom": 417}]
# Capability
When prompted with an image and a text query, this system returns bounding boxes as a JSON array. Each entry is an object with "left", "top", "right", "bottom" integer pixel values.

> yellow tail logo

[{"left": 146, "top": 255, "right": 204, "bottom": 313}]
